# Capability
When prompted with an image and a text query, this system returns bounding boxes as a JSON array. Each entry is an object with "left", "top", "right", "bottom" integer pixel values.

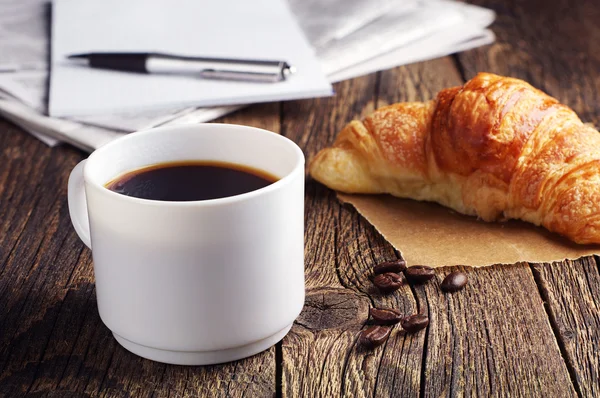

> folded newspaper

[{"left": 0, "top": 0, "right": 495, "bottom": 152}]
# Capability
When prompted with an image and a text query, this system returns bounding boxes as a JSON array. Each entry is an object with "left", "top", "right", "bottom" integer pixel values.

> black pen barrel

[{"left": 87, "top": 53, "right": 148, "bottom": 73}]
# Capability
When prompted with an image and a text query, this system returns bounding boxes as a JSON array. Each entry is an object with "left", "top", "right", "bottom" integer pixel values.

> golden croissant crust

[{"left": 309, "top": 72, "right": 600, "bottom": 244}]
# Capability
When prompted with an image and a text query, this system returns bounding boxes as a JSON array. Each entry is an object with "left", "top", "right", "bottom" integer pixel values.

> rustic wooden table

[{"left": 1, "top": 0, "right": 599, "bottom": 396}]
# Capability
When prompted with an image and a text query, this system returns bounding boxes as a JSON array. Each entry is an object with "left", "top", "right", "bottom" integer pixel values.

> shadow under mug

[{"left": 68, "top": 124, "right": 306, "bottom": 365}]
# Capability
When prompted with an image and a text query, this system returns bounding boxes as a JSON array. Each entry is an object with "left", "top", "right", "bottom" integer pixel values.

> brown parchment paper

[{"left": 338, "top": 193, "right": 600, "bottom": 268}]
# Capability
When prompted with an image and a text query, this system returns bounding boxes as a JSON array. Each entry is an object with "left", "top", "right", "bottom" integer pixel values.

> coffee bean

[
  {"left": 401, "top": 314, "right": 429, "bottom": 333},
  {"left": 369, "top": 307, "right": 403, "bottom": 325},
  {"left": 441, "top": 271, "right": 468, "bottom": 292},
  {"left": 373, "top": 259, "right": 407, "bottom": 275},
  {"left": 372, "top": 272, "right": 403, "bottom": 293},
  {"left": 358, "top": 325, "right": 391, "bottom": 349},
  {"left": 405, "top": 265, "right": 435, "bottom": 284}
]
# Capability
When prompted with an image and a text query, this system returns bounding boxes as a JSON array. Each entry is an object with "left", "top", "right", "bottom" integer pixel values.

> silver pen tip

[{"left": 283, "top": 64, "right": 297, "bottom": 79}]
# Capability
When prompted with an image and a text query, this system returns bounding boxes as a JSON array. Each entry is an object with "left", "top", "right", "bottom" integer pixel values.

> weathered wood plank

[
  {"left": 531, "top": 258, "right": 600, "bottom": 397},
  {"left": 376, "top": 57, "right": 465, "bottom": 108},
  {"left": 0, "top": 104, "right": 279, "bottom": 397},
  {"left": 0, "top": 124, "right": 85, "bottom": 397},
  {"left": 420, "top": 264, "right": 576, "bottom": 397},
  {"left": 457, "top": 0, "right": 600, "bottom": 395},
  {"left": 281, "top": 75, "right": 424, "bottom": 398}
]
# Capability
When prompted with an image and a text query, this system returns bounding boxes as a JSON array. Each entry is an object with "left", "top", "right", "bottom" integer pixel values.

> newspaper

[
  {"left": 0, "top": 0, "right": 48, "bottom": 71},
  {"left": 288, "top": 0, "right": 419, "bottom": 49},
  {"left": 0, "top": 97, "right": 242, "bottom": 150},
  {"left": 0, "top": 0, "right": 220, "bottom": 131},
  {"left": 328, "top": 2, "right": 496, "bottom": 82},
  {"left": 0, "top": 98, "right": 122, "bottom": 151},
  {"left": 0, "top": 0, "right": 495, "bottom": 151},
  {"left": 319, "top": 2, "right": 464, "bottom": 75}
]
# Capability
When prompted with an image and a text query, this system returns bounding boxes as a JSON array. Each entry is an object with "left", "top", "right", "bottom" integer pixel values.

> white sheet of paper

[{"left": 49, "top": 0, "right": 332, "bottom": 117}]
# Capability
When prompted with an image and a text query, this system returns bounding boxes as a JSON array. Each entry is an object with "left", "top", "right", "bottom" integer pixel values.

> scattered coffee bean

[
  {"left": 401, "top": 314, "right": 429, "bottom": 333},
  {"left": 372, "top": 272, "right": 403, "bottom": 293},
  {"left": 405, "top": 265, "right": 435, "bottom": 284},
  {"left": 441, "top": 271, "right": 468, "bottom": 292},
  {"left": 369, "top": 307, "right": 403, "bottom": 325},
  {"left": 358, "top": 325, "right": 391, "bottom": 349},
  {"left": 373, "top": 259, "right": 407, "bottom": 275}
]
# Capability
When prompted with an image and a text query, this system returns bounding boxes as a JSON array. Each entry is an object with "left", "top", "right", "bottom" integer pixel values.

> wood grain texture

[
  {"left": 532, "top": 258, "right": 600, "bottom": 397},
  {"left": 281, "top": 75, "right": 424, "bottom": 398},
  {"left": 421, "top": 265, "right": 575, "bottom": 397},
  {"left": 457, "top": 0, "right": 600, "bottom": 396}
]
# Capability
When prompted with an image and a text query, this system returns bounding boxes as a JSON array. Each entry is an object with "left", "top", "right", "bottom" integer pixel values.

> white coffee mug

[{"left": 68, "top": 124, "right": 305, "bottom": 365}]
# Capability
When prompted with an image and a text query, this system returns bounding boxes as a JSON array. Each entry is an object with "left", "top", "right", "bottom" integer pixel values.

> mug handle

[{"left": 68, "top": 160, "right": 92, "bottom": 249}]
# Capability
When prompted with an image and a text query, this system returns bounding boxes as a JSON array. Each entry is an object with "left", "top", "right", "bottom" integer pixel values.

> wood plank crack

[{"left": 530, "top": 259, "right": 598, "bottom": 398}]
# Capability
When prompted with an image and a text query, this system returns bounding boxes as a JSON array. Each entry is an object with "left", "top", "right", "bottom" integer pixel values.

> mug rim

[{"left": 83, "top": 123, "right": 305, "bottom": 207}]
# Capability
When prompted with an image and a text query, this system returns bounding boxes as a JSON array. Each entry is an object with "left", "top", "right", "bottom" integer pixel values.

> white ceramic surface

[{"left": 67, "top": 124, "right": 305, "bottom": 365}]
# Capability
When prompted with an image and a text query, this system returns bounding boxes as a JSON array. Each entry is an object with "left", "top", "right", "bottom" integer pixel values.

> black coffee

[{"left": 106, "top": 161, "right": 278, "bottom": 201}]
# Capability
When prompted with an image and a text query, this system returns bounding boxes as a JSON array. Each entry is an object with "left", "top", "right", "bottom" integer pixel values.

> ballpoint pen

[{"left": 66, "top": 52, "right": 296, "bottom": 83}]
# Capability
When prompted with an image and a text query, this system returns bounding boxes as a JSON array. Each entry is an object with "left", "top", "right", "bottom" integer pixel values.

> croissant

[{"left": 309, "top": 72, "right": 600, "bottom": 244}]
